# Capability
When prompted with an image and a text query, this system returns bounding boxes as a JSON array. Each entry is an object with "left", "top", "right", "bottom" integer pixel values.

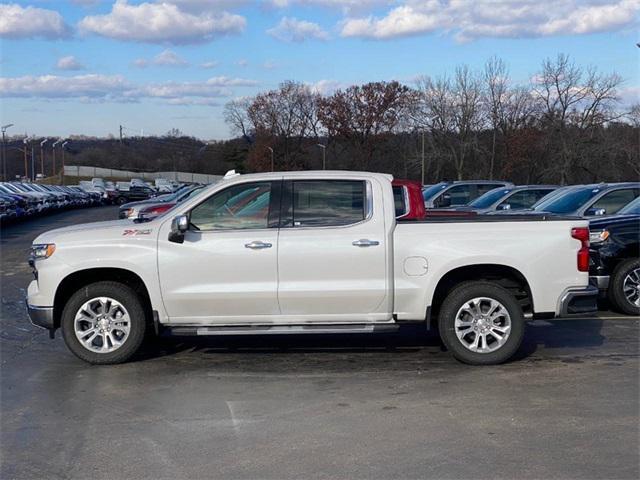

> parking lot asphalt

[{"left": 1, "top": 207, "right": 638, "bottom": 480}]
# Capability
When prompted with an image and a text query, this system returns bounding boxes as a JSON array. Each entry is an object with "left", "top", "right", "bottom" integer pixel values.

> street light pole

[
  {"left": 40, "top": 138, "right": 48, "bottom": 178},
  {"left": 267, "top": 147, "right": 274, "bottom": 172},
  {"left": 61, "top": 141, "right": 68, "bottom": 185},
  {"left": 316, "top": 144, "right": 326, "bottom": 170},
  {"left": 52, "top": 139, "right": 62, "bottom": 177},
  {"left": 22, "top": 136, "right": 31, "bottom": 180},
  {"left": 1, "top": 124, "right": 14, "bottom": 181}
]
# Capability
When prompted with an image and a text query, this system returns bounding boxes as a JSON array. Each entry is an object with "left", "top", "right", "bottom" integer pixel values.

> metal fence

[{"left": 64, "top": 165, "right": 222, "bottom": 184}]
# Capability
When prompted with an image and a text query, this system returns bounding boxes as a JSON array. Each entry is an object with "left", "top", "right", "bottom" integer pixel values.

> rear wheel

[
  {"left": 116, "top": 196, "right": 127, "bottom": 205},
  {"left": 438, "top": 281, "right": 524, "bottom": 365},
  {"left": 61, "top": 281, "right": 147, "bottom": 364},
  {"left": 608, "top": 258, "right": 640, "bottom": 316}
]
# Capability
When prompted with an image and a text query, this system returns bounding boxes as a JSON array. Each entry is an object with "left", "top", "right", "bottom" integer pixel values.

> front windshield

[
  {"left": 534, "top": 187, "right": 601, "bottom": 214},
  {"left": 422, "top": 183, "right": 448, "bottom": 200},
  {"left": 469, "top": 188, "right": 511, "bottom": 208},
  {"left": 618, "top": 197, "right": 640, "bottom": 215}
]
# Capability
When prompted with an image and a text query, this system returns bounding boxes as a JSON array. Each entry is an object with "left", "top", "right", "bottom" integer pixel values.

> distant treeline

[{"left": 5, "top": 54, "right": 639, "bottom": 184}]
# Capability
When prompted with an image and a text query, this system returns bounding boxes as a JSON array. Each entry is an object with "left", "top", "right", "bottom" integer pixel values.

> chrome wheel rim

[
  {"left": 454, "top": 297, "right": 511, "bottom": 353},
  {"left": 74, "top": 297, "right": 131, "bottom": 354},
  {"left": 623, "top": 268, "right": 640, "bottom": 307}
]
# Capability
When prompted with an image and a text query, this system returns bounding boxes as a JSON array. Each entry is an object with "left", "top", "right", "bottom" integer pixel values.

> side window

[
  {"left": 289, "top": 180, "right": 366, "bottom": 227},
  {"left": 190, "top": 182, "right": 271, "bottom": 230},
  {"left": 393, "top": 186, "right": 408, "bottom": 217},
  {"left": 440, "top": 184, "right": 473, "bottom": 206},
  {"left": 503, "top": 191, "right": 534, "bottom": 209},
  {"left": 588, "top": 189, "right": 639, "bottom": 215}
]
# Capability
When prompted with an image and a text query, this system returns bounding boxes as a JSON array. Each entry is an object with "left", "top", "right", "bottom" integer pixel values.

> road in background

[{"left": 1, "top": 208, "right": 638, "bottom": 479}]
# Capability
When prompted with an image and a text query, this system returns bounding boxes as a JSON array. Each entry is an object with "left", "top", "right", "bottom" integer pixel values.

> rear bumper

[
  {"left": 589, "top": 275, "right": 610, "bottom": 291},
  {"left": 558, "top": 286, "right": 599, "bottom": 317},
  {"left": 26, "top": 301, "right": 55, "bottom": 330}
]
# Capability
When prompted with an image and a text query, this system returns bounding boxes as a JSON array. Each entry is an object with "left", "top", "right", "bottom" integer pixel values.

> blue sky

[{"left": 1, "top": 0, "right": 638, "bottom": 140}]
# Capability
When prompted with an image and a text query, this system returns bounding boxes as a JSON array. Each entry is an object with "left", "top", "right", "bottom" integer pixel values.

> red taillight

[
  {"left": 143, "top": 203, "right": 174, "bottom": 216},
  {"left": 571, "top": 227, "right": 590, "bottom": 272}
]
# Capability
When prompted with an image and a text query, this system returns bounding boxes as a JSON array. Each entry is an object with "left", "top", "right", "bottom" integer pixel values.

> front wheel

[
  {"left": 61, "top": 281, "right": 147, "bottom": 364},
  {"left": 438, "top": 281, "right": 524, "bottom": 365}
]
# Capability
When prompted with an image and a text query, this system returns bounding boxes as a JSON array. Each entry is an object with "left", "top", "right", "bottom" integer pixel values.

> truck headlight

[{"left": 31, "top": 243, "right": 56, "bottom": 260}]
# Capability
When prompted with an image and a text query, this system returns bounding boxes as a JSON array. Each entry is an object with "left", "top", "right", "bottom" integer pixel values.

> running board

[{"left": 162, "top": 324, "right": 399, "bottom": 336}]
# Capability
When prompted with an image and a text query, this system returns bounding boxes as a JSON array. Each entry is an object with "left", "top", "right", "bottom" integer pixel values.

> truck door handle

[
  {"left": 352, "top": 239, "right": 380, "bottom": 247},
  {"left": 244, "top": 241, "right": 272, "bottom": 249}
]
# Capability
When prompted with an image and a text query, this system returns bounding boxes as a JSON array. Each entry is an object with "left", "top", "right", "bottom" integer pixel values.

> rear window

[
  {"left": 290, "top": 180, "right": 366, "bottom": 227},
  {"left": 393, "top": 186, "right": 408, "bottom": 217}
]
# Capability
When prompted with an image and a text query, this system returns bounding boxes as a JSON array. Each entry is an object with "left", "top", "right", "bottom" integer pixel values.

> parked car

[
  {"left": 118, "top": 185, "right": 199, "bottom": 218},
  {"left": 589, "top": 214, "right": 640, "bottom": 315},
  {"left": 112, "top": 184, "right": 156, "bottom": 205},
  {"left": 455, "top": 185, "right": 559, "bottom": 213},
  {"left": 422, "top": 180, "right": 513, "bottom": 208},
  {"left": 134, "top": 186, "right": 206, "bottom": 221},
  {"left": 530, "top": 183, "right": 640, "bottom": 217},
  {"left": 27, "top": 170, "right": 596, "bottom": 365}
]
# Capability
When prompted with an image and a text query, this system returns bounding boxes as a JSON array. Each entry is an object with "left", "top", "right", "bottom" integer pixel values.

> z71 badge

[{"left": 122, "top": 229, "right": 152, "bottom": 236}]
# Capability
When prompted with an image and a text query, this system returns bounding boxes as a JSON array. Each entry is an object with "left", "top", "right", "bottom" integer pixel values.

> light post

[
  {"left": 267, "top": 146, "right": 274, "bottom": 172},
  {"left": 316, "top": 143, "right": 326, "bottom": 170},
  {"left": 40, "top": 138, "right": 48, "bottom": 178},
  {"left": 22, "top": 136, "right": 33, "bottom": 180},
  {"left": 1, "top": 123, "right": 14, "bottom": 181},
  {"left": 52, "top": 139, "right": 62, "bottom": 177},
  {"left": 61, "top": 141, "right": 68, "bottom": 185}
]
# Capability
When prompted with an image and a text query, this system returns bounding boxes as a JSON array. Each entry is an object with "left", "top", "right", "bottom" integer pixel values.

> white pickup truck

[{"left": 27, "top": 171, "right": 598, "bottom": 365}]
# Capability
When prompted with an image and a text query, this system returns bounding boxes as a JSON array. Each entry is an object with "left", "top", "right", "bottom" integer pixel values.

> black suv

[
  {"left": 589, "top": 205, "right": 640, "bottom": 315},
  {"left": 114, "top": 185, "right": 156, "bottom": 205}
]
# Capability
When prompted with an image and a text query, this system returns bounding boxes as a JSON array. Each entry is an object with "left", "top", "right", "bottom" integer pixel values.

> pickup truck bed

[{"left": 26, "top": 170, "right": 597, "bottom": 365}]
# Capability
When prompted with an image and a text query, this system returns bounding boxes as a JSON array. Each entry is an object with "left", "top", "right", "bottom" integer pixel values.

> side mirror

[
  {"left": 497, "top": 203, "right": 511, "bottom": 211},
  {"left": 168, "top": 214, "right": 189, "bottom": 243},
  {"left": 438, "top": 193, "right": 452, "bottom": 208},
  {"left": 586, "top": 207, "right": 606, "bottom": 216}
]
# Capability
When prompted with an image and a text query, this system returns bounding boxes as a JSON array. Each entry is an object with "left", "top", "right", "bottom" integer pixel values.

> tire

[
  {"left": 608, "top": 258, "right": 640, "bottom": 316},
  {"left": 61, "top": 281, "right": 147, "bottom": 364},
  {"left": 116, "top": 196, "right": 127, "bottom": 205},
  {"left": 437, "top": 281, "right": 525, "bottom": 365}
]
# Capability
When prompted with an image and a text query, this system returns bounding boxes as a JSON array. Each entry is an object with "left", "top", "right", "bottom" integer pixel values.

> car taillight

[
  {"left": 146, "top": 204, "right": 174, "bottom": 215},
  {"left": 571, "top": 227, "right": 590, "bottom": 272}
]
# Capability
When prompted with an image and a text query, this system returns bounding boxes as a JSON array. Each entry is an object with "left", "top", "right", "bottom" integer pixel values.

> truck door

[
  {"left": 157, "top": 180, "right": 281, "bottom": 323},
  {"left": 276, "top": 178, "right": 391, "bottom": 321}
]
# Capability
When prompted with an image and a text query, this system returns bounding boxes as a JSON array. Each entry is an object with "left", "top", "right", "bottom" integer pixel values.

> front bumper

[
  {"left": 26, "top": 301, "right": 55, "bottom": 330},
  {"left": 558, "top": 286, "right": 599, "bottom": 316}
]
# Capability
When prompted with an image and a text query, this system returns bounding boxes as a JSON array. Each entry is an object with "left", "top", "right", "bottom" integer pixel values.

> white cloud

[
  {"left": 0, "top": 3, "right": 70, "bottom": 39},
  {"left": 134, "top": 49, "right": 188, "bottom": 67},
  {"left": 78, "top": 0, "right": 246, "bottom": 44},
  {"left": 56, "top": 55, "right": 85, "bottom": 71},
  {"left": 270, "top": 0, "right": 390, "bottom": 14},
  {"left": 267, "top": 17, "right": 330, "bottom": 42},
  {"left": 340, "top": 0, "right": 640, "bottom": 41},
  {"left": 0, "top": 74, "right": 128, "bottom": 99},
  {"left": 0, "top": 74, "right": 257, "bottom": 104},
  {"left": 200, "top": 61, "right": 219, "bottom": 69},
  {"left": 236, "top": 59, "right": 248, "bottom": 67}
]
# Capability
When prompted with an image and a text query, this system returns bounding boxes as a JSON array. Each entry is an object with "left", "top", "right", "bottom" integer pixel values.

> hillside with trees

[{"left": 4, "top": 55, "right": 638, "bottom": 185}]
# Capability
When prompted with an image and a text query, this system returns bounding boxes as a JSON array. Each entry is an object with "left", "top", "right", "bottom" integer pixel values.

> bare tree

[{"left": 223, "top": 97, "right": 253, "bottom": 138}]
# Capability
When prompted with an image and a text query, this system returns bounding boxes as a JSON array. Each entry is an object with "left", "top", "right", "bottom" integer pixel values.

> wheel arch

[
  {"left": 53, "top": 268, "right": 153, "bottom": 330},
  {"left": 430, "top": 263, "right": 533, "bottom": 320}
]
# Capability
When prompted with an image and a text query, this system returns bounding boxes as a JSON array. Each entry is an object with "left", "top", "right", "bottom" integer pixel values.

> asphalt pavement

[{"left": 1, "top": 207, "right": 638, "bottom": 480}]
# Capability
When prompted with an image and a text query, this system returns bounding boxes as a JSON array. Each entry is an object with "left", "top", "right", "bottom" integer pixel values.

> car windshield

[
  {"left": 534, "top": 187, "right": 601, "bottom": 214},
  {"left": 468, "top": 188, "right": 511, "bottom": 208},
  {"left": 618, "top": 197, "right": 640, "bottom": 215},
  {"left": 422, "top": 183, "right": 448, "bottom": 200}
]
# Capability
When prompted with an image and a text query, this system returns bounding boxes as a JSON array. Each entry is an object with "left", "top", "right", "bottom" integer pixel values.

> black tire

[
  {"left": 608, "top": 258, "right": 640, "bottom": 316},
  {"left": 61, "top": 281, "right": 147, "bottom": 364},
  {"left": 116, "top": 196, "right": 127, "bottom": 205},
  {"left": 437, "top": 281, "right": 525, "bottom": 365}
]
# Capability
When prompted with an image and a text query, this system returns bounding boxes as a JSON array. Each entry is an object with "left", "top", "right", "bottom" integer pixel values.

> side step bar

[{"left": 162, "top": 324, "right": 400, "bottom": 336}]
